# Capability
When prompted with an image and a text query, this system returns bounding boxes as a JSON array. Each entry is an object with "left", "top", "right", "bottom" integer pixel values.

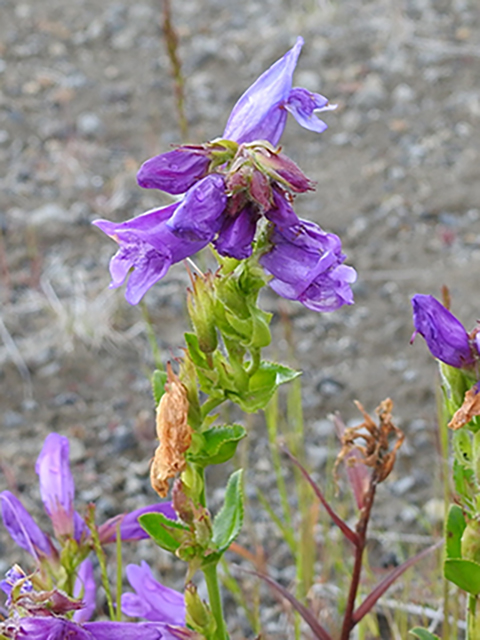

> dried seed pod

[{"left": 150, "top": 363, "right": 192, "bottom": 497}]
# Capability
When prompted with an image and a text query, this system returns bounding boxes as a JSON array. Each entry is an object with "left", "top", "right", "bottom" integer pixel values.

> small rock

[
  {"left": 69, "top": 437, "right": 87, "bottom": 463},
  {"left": 77, "top": 112, "right": 104, "bottom": 138}
]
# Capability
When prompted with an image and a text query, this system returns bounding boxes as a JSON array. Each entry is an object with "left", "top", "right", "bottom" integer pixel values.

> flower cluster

[{"left": 94, "top": 37, "right": 356, "bottom": 312}]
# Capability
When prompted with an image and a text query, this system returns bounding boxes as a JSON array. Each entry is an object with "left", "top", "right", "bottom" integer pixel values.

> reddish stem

[{"left": 340, "top": 471, "right": 378, "bottom": 640}]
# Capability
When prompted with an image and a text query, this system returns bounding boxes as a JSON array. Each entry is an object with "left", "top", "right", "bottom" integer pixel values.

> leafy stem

[{"left": 203, "top": 562, "right": 229, "bottom": 640}]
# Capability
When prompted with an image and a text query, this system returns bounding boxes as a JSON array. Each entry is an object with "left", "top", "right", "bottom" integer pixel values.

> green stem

[
  {"left": 468, "top": 594, "right": 480, "bottom": 640},
  {"left": 203, "top": 562, "right": 228, "bottom": 640},
  {"left": 201, "top": 394, "right": 226, "bottom": 421}
]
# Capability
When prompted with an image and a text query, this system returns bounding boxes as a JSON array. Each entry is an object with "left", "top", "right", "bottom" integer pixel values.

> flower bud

[
  {"left": 187, "top": 272, "right": 218, "bottom": 354},
  {"left": 185, "top": 583, "right": 216, "bottom": 635}
]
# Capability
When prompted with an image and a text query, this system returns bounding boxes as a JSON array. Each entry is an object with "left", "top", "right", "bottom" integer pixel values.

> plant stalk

[
  {"left": 340, "top": 472, "right": 378, "bottom": 640},
  {"left": 203, "top": 562, "right": 228, "bottom": 640}
]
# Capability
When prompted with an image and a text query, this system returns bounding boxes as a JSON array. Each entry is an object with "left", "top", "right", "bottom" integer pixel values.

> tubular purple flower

[
  {"left": 166, "top": 174, "right": 227, "bottom": 241},
  {"left": 0, "top": 491, "right": 53, "bottom": 561},
  {"left": 0, "top": 566, "right": 33, "bottom": 605},
  {"left": 98, "top": 502, "right": 177, "bottom": 544},
  {"left": 411, "top": 294, "right": 476, "bottom": 368},
  {"left": 93, "top": 203, "right": 211, "bottom": 305},
  {"left": 223, "top": 36, "right": 334, "bottom": 145},
  {"left": 214, "top": 206, "right": 259, "bottom": 259},
  {"left": 259, "top": 219, "right": 356, "bottom": 312},
  {"left": 73, "top": 559, "right": 96, "bottom": 623},
  {"left": 5, "top": 618, "right": 167, "bottom": 639},
  {"left": 35, "top": 433, "right": 75, "bottom": 539},
  {"left": 121, "top": 561, "right": 185, "bottom": 627},
  {"left": 137, "top": 149, "right": 210, "bottom": 194}
]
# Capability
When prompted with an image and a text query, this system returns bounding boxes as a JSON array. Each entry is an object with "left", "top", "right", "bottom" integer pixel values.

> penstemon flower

[
  {"left": 94, "top": 37, "right": 356, "bottom": 313},
  {"left": 411, "top": 294, "right": 479, "bottom": 369}
]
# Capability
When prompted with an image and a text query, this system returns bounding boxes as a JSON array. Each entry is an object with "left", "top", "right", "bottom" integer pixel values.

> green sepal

[
  {"left": 228, "top": 361, "right": 301, "bottom": 413},
  {"left": 453, "top": 429, "right": 473, "bottom": 468},
  {"left": 187, "top": 425, "right": 247, "bottom": 467},
  {"left": 139, "top": 512, "right": 188, "bottom": 554},
  {"left": 445, "top": 504, "right": 466, "bottom": 559},
  {"left": 444, "top": 558, "right": 480, "bottom": 595},
  {"left": 185, "top": 333, "right": 210, "bottom": 370},
  {"left": 152, "top": 369, "right": 168, "bottom": 407},
  {"left": 211, "top": 469, "right": 244, "bottom": 554},
  {"left": 409, "top": 628, "right": 441, "bottom": 639},
  {"left": 249, "top": 307, "right": 272, "bottom": 349}
]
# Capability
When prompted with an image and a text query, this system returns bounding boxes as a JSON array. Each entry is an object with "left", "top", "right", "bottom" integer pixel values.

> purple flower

[
  {"left": 0, "top": 492, "right": 54, "bottom": 561},
  {"left": 214, "top": 205, "right": 259, "bottom": 259},
  {"left": 0, "top": 566, "right": 33, "bottom": 606},
  {"left": 137, "top": 148, "right": 210, "bottom": 195},
  {"left": 223, "top": 36, "right": 335, "bottom": 145},
  {"left": 166, "top": 174, "right": 227, "bottom": 241},
  {"left": 260, "top": 214, "right": 356, "bottom": 312},
  {"left": 98, "top": 503, "right": 177, "bottom": 544},
  {"left": 411, "top": 294, "right": 478, "bottom": 368},
  {"left": 93, "top": 203, "right": 211, "bottom": 305},
  {"left": 2, "top": 618, "right": 167, "bottom": 639},
  {"left": 121, "top": 561, "right": 185, "bottom": 628},
  {"left": 73, "top": 559, "right": 96, "bottom": 623},
  {"left": 35, "top": 433, "right": 76, "bottom": 539}
]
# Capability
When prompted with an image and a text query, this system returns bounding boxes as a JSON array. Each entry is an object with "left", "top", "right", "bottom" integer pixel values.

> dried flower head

[
  {"left": 151, "top": 363, "right": 192, "bottom": 497},
  {"left": 448, "top": 384, "right": 480, "bottom": 430},
  {"left": 335, "top": 399, "right": 404, "bottom": 484}
]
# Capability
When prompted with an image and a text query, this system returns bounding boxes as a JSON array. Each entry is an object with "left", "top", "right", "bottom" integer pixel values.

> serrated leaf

[
  {"left": 409, "top": 628, "right": 441, "bottom": 639},
  {"left": 445, "top": 504, "right": 466, "bottom": 559},
  {"left": 187, "top": 425, "right": 247, "bottom": 466},
  {"left": 231, "top": 362, "right": 301, "bottom": 413},
  {"left": 139, "top": 512, "right": 188, "bottom": 553},
  {"left": 152, "top": 370, "right": 168, "bottom": 407},
  {"left": 212, "top": 469, "right": 244, "bottom": 553},
  {"left": 444, "top": 558, "right": 480, "bottom": 594}
]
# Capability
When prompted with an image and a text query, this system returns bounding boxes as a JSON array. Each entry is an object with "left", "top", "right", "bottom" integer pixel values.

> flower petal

[
  {"left": 35, "top": 433, "right": 75, "bottom": 539},
  {"left": 73, "top": 559, "right": 96, "bottom": 623},
  {"left": 284, "top": 87, "right": 336, "bottom": 134},
  {"left": 137, "top": 149, "right": 210, "bottom": 194},
  {"left": 122, "top": 561, "right": 185, "bottom": 626},
  {"left": 98, "top": 502, "right": 177, "bottom": 544},
  {"left": 0, "top": 491, "right": 53, "bottom": 560},
  {"left": 214, "top": 206, "right": 259, "bottom": 259},
  {"left": 223, "top": 37, "right": 304, "bottom": 145},
  {"left": 166, "top": 174, "right": 227, "bottom": 241}
]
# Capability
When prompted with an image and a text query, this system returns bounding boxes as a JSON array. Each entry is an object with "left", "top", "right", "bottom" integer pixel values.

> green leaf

[
  {"left": 445, "top": 504, "right": 466, "bottom": 559},
  {"left": 139, "top": 513, "right": 188, "bottom": 554},
  {"left": 212, "top": 469, "right": 244, "bottom": 553},
  {"left": 187, "top": 425, "right": 247, "bottom": 466},
  {"left": 444, "top": 558, "right": 480, "bottom": 595},
  {"left": 151, "top": 370, "right": 167, "bottom": 407},
  {"left": 409, "top": 628, "right": 441, "bottom": 639}
]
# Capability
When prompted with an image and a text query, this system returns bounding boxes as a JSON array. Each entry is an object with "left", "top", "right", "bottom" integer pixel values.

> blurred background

[{"left": 0, "top": 0, "right": 480, "bottom": 635}]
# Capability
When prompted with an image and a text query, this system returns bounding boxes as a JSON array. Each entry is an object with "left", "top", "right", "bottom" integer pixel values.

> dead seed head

[
  {"left": 150, "top": 362, "right": 192, "bottom": 497},
  {"left": 335, "top": 398, "right": 404, "bottom": 483}
]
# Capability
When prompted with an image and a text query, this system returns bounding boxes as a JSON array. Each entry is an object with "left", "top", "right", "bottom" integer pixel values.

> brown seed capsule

[{"left": 150, "top": 363, "right": 192, "bottom": 497}]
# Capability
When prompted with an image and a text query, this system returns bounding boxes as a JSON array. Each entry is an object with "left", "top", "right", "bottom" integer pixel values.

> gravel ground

[{"left": 1, "top": 0, "right": 480, "bottom": 636}]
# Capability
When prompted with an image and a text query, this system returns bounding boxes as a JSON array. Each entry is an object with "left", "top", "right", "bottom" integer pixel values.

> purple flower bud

[
  {"left": 93, "top": 203, "right": 210, "bottom": 305},
  {"left": 166, "top": 174, "right": 227, "bottom": 241},
  {"left": 137, "top": 149, "right": 210, "bottom": 194},
  {"left": 260, "top": 219, "right": 356, "bottom": 312},
  {"left": 35, "top": 433, "right": 75, "bottom": 539},
  {"left": 265, "top": 189, "right": 301, "bottom": 231},
  {"left": 121, "top": 561, "right": 185, "bottom": 627},
  {"left": 411, "top": 294, "right": 476, "bottom": 368},
  {"left": 73, "top": 559, "right": 96, "bottom": 623},
  {"left": 98, "top": 502, "right": 177, "bottom": 544},
  {"left": 0, "top": 491, "right": 53, "bottom": 561},
  {"left": 214, "top": 206, "right": 259, "bottom": 260},
  {"left": 223, "top": 37, "right": 334, "bottom": 146}
]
